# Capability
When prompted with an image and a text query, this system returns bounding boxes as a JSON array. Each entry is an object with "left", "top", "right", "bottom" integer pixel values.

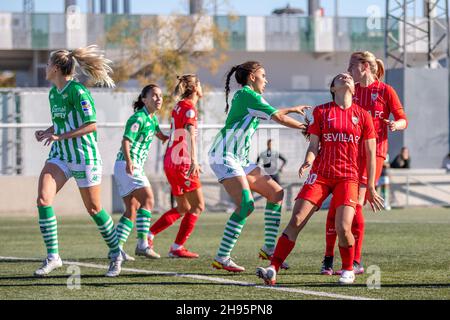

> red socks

[
  {"left": 150, "top": 208, "right": 181, "bottom": 236},
  {"left": 271, "top": 234, "right": 295, "bottom": 272},
  {"left": 339, "top": 245, "right": 354, "bottom": 271},
  {"left": 175, "top": 213, "right": 199, "bottom": 246},
  {"left": 352, "top": 204, "right": 364, "bottom": 264},
  {"left": 325, "top": 198, "right": 337, "bottom": 257}
]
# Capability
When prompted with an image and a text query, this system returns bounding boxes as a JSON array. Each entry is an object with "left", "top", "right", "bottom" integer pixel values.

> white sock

[
  {"left": 48, "top": 253, "right": 60, "bottom": 261},
  {"left": 171, "top": 243, "right": 183, "bottom": 251},
  {"left": 138, "top": 239, "right": 148, "bottom": 250}
]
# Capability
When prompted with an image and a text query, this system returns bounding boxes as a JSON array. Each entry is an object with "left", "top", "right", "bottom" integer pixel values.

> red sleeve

[
  {"left": 362, "top": 110, "right": 376, "bottom": 140},
  {"left": 308, "top": 107, "right": 322, "bottom": 137},
  {"left": 386, "top": 85, "right": 408, "bottom": 128},
  {"left": 183, "top": 107, "right": 197, "bottom": 128}
]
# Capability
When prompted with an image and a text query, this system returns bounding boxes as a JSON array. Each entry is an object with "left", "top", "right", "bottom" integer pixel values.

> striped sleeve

[
  {"left": 73, "top": 88, "right": 96, "bottom": 124},
  {"left": 246, "top": 92, "right": 278, "bottom": 120},
  {"left": 123, "top": 114, "right": 143, "bottom": 143}
]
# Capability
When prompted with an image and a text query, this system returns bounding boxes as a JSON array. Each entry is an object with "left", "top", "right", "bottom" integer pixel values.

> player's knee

[
  {"left": 193, "top": 201, "right": 205, "bottom": 214},
  {"left": 268, "top": 188, "right": 284, "bottom": 204},
  {"left": 37, "top": 194, "right": 52, "bottom": 207},
  {"left": 143, "top": 198, "right": 154, "bottom": 211},
  {"left": 86, "top": 203, "right": 102, "bottom": 216}
]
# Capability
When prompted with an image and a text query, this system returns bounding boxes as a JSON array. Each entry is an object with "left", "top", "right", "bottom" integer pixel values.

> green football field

[{"left": 0, "top": 207, "right": 449, "bottom": 300}]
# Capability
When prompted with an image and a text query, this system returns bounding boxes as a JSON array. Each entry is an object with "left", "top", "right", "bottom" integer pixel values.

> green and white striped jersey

[
  {"left": 116, "top": 107, "right": 161, "bottom": 168},
  {"left": 209, "top": 85, "right": 278, "bottom": 166},
  {"left": 48, "top": 80, "right": 100, "bottom": 165}
]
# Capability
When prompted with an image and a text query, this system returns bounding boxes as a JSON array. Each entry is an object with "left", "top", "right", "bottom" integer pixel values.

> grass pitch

[{"left": 0, "top": 207, "right": 449, "bottom": 300}]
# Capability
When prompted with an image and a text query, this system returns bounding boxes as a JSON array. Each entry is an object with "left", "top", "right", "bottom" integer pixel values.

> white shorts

[
  {"left": 47, "top": 158, "right": 102, "bottom": 188},
  {"left": 209, "top": 155, "right": 259, "bottom": 182},
  {"left": 113, "top": 161, "right": 150, "bottom": 198}
]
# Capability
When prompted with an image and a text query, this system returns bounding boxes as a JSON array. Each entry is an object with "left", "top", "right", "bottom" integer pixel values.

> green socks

[
  {"left": 92, "top": 209, "right": 120, "bottom": 255},
  {"left": 136, "top": 208, "right": 152, "bottom": 240},
  {"left": 38, "top": 206, "right": 59, "bottom": 255},
  {"left": 116, "top": 216, "right": 133, "bottom": 247},
  {"left": 264, "top": 202, "right": 282, "bottom": 250}
]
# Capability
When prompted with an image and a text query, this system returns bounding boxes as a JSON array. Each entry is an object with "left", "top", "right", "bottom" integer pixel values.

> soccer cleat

[
  {"left": 105, "top": 255, "right": 123, "bottom": 277},
  {"left": 338, "top": 270, "right": 355, "bottom": 285},
  {"left": 334, "top": 261, "right": 364, "bottom": 276},
  {"left": 108, "top": 249, "right": 135, "bottom": 262},
  {"left": 34, "top": 257, "right": 63, "bottom": 277},
  {"left": 320, "top": 256, "right": 334, "bottom": 275},
  {"left": 256, "top": 266, "right": 277, "bottom": 286},
  {"left": 353, "top": 261, "right": 365, "bottom": 275},
  {"left": 168, "top": 247, "right": 199, "bottom": 259},
  {"left": 258, "top": 247, "right": 290, "bottom": 270},
  {"left": 212, "top": 257, "right": 245, "bottom": 273},
  {"left": 135, "top": 246, "right": 161, "bottom": 259}
]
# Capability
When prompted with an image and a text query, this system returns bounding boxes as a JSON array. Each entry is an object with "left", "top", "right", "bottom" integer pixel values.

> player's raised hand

[
  {"left": 366, "top": 187, "right": 385, "bottom": 212},
  {"left": 298, "top": 161, "right": 311, "bottom": 178}
]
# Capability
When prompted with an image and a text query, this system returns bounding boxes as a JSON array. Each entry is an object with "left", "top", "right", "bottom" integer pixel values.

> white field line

[{"left": 0, "top": 256, "right": 378, "bottom": 301}]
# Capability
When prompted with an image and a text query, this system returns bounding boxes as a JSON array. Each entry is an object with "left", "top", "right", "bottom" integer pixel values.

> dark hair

[
  {"left": 329, "top": 75, "right": 339, "bottom": 101},
  {"left": 224, "top": 61, "right": 263, "bottom": 113},
  {"left": 133, "top": 84, "right": 160, "bottom": 112},
  {"left": 174, "top": 74, "right": 199, "bottom": 100}
]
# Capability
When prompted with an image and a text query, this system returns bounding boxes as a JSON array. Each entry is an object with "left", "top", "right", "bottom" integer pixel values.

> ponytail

[
  {"left": 224, "top": 61, "right": 263, "bottom": 114},
  {"left": 224, "top": 65, "right": 239, "bottom": 114},
  {"left": 50, "top": 45, "right": 115, "bottom": 88},
  {"left": 174, "top": 74, "right": 199, "bottom": 101},
  {"left": 133, "top": 84, "right": 160, "bottom": 112},
  {"left": 375, "top": 59, "right": 385, "bottom": 80}
]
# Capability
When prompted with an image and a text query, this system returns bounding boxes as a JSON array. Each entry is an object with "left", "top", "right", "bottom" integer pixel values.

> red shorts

[
  {"left": 295, "top": 173, "right": 359, "bottom": 210},
  {"left": 359, "top": 155, "right": 385, "bottom": 186},
  {"left": 164, "top": 163, "right": 201, "bottom": 197}
]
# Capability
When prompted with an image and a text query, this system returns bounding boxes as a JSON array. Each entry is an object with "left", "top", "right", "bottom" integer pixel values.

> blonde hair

[
  {"left": 50, "top": 45, "right": 115, "bottom": 88},
  {"left": 173, "top": 74, "right": 199, "bottom": 100},
  {"left": 351, "top": 51, "right": 385, "bottom": 80}
]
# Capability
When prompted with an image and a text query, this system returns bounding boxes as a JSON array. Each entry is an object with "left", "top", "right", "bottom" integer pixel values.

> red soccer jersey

[
  {"left": 354, "top": 81, "right": 408, "bottom": 159},
  {"left": 308, "top": 101, "right": 376, "bottom": 180},
  {"left": 164, "top": 99, "right": 198, "bottom": 166}
]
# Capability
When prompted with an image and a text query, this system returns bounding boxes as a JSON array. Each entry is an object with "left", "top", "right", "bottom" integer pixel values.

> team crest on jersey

[
  {"left": 371, "top": 93, "right": 378, "bottom": 101},
  {"left": 81, "top": 100, "right": 93, "bottom": 116},
  {"left": 185, "top": 180, "right": 191, "bottom": 187},
  {"left": 352, "top": 116, "right": 359, "bottom": 125},
  {"left": 131, "top": 122, "right": 140, "bottom": 133},
  {"left": 185, "top": 109, "right": 196, "bottom": 119}
]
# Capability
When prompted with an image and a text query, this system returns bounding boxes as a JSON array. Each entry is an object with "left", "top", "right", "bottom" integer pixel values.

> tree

[{"left": 104, "top": 2, "right": 230, "bottom": 117}]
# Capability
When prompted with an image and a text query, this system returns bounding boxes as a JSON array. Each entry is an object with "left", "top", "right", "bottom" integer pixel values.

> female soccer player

[
  {"left": 113, "top": 84, "right": 169, "bottom": 260},
  {"left": 256, "top": 72, "right": 384, "bottom": 285},
  {"left": 34, "top": 45, "right": 123, "bottom": 277},
  {"left": 147, "top": 74, "right": 205, "bottom": 258},
  {"left": 209, "top": 61, "right": 309, "bottom": 272},
  {"left": 320, "top": 51, "right": 408, "bottom": 276}
]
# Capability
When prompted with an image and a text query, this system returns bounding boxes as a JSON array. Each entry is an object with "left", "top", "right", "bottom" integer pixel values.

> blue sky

[{"left": 0, "top": 0, "right": 388, "bottom": 17}]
